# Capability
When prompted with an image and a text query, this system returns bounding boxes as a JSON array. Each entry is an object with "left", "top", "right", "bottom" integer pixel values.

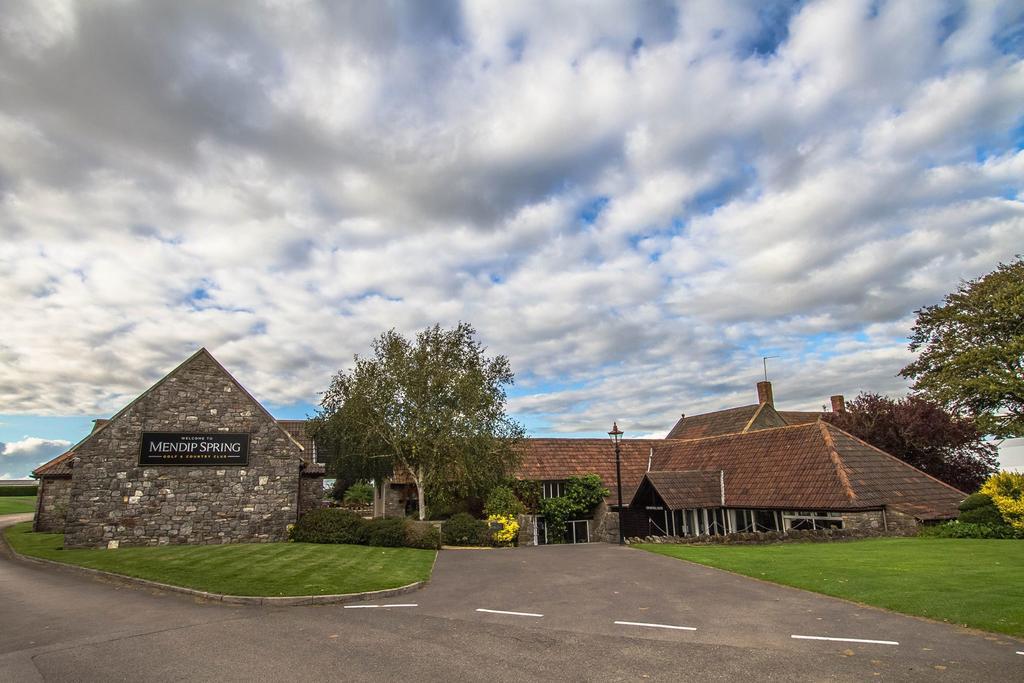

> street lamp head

[{"left": 608, "top": 422, "right": 623, "bottom": 444}]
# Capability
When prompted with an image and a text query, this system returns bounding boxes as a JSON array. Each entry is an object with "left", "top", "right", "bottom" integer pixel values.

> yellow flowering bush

[
  {"left": 488, "top": 514, "right": 519, "bottom": 546},
  {"left": 980, "top": 471, "right": 1024, "bottom": 529}
]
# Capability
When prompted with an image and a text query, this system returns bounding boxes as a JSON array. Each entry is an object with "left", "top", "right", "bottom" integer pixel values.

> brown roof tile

[
  {"left": 643, "top": 470, "right": 723, "bottom": 508},
  {"left": 665, "top": 405, "right": 761, "bottom": 439},
  {"left": 518, "top": 438, "right": 662, "bottom": 502}
]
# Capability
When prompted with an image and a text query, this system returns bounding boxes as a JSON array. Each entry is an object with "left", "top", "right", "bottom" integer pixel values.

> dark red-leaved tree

[{"left": 824, "top": 392, "right": 998, "bottom": 493}]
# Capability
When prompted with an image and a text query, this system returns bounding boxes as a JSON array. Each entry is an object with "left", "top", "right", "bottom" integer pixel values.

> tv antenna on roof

[{"left": 762, "top": 355, "right": 780, "bottom": 382}]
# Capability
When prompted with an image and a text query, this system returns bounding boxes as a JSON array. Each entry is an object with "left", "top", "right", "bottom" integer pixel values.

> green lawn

[
  {"left": 4, "top": 522, "right": 436, "bottom": 597},
  {"left": 0, "top": 497, "right": 36, "bottom": 515},
  {"left": 637, "top": 538, "right": 1024, "bottom": 637}
]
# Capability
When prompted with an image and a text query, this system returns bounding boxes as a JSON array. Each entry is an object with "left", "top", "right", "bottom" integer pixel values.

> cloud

[
  {"left": 0, "top": 436, "right": 72, "bottom": 479},
  {"left": 0, "top": 0, "right": 1022, "bottom": 448}
]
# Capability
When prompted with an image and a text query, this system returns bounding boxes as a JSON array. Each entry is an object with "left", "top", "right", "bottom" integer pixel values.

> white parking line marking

[
  {"left": 476, "top": 608, "right": 544, "bottom": 618},
  {"left": 382, "top": 604, "right": 418, "bottom": 608},
  {"left": 343, "top": 605, "right": 380, "bottom": 609},
  {"left": 615, "top": 620, "right": 697, "bottom": 631},
  {"left": 792, "top": 635, "right": 899, "bottom": 646},
  {"left": 1017, "top": 651, "right": 1024, "bottom": 655}
]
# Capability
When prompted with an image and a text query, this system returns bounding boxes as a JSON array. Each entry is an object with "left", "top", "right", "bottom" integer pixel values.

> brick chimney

[
  {"left": 831, "top": 395, "right": 846, "bottom": 413},
  {"left": 756, "top": 381, "right": 774, "bottom": 407}
]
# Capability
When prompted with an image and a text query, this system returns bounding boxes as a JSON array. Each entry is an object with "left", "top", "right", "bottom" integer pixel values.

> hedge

[
  {"left": 918, "top": 521, "right": 1024, "bottom": 539},
  {"left": 0, "top": 486, "right": 38, "bottom": 497},
  {"left": 441, "top": 513, "right": 492, "bottom": 546},
  {"left": 289, "top": 508, "right": 440, "bottom": 549}
]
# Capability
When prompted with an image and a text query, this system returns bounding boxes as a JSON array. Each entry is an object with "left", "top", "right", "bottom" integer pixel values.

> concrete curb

[{"left": 1, "top": 522, "right": 427, "bottom": 606}]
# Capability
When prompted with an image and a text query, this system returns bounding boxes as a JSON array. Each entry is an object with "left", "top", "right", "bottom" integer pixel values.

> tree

[
  {"left": 825, "top": 392, "right": 998, "bottom": 493},
  {"left": 310, "top": 322, "right": 525, "bottom": 520},
  {"left": 900, "top": 258, "right": 1024, "bottom": 439}
]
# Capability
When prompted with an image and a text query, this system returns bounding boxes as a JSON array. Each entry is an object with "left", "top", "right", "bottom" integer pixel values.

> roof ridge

[
  {"left": 818, "top": 421, "right": 857, "bottom": 502},
  {"left": 663, "top": 420, "right": 821, "bottom": 445},
  {"left": 821, "top": 421, "right": 967, "bottom": 497}
]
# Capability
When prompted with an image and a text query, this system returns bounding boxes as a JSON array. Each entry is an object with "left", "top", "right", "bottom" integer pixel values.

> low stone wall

[
  {"left": 34, "top": 477, "right": 71, "bottom": 533},
  {"left": 298, "top": 475, "right": 324, "bottom": 517},
  {"left": 626, "top": 525, "right": 916, "bottom": 546}
]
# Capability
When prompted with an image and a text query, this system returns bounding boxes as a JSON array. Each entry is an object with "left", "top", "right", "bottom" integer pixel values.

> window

[
  {"left": 732, "top": 509, "right": 755, "bottom": 533},
  {"left": 541, "top": 481, "right": 565, "bottom": 499},
  {"left": 782, "top": 510, "right": 844, "bottom": 531}
]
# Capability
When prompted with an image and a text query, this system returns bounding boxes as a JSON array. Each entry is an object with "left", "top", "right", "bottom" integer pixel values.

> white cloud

[{"left": 0, "top": 0, "right": 1022, "bottom": 444}]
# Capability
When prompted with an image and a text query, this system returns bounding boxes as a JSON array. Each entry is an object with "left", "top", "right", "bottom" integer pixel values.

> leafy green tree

[
  {"left": 484, "top": 485, "right": 526, "bottom": 518},
  {"left": 900, "top": 258, "right": 1024, "bottom": 439},
  {"left": 311, "top": 323, "right": 525, "bottom": 520},
  {"left": 825, "top": 392, "right": 997, "bottom": 492}
]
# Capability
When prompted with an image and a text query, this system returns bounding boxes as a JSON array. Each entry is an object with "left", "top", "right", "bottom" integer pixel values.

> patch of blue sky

[
  {"left": 937, "top": 4, "right": 966, "bottom": 45},
  {"left": 687, "top": 165, "right": 758, "bottom": 217},
  {"left": 0, "top": 414, "right": 96, "bottom": 446},
  {"left": 737, "top": 1, "right": 804, "bottom": 59},
  {"left": 993, "top": 12, "right": 1024, "bottom": 56},
  {"left": 264, "top": 400, "right": 319, "bottom": 420},
  {"left": 578, "top": 195, "right": 610, "bottom": 225}
]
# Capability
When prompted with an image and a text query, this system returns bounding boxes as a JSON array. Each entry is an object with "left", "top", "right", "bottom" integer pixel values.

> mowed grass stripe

[
  {"left": 4, "top": 522, "right": 435, "bottom": 597},
  {"left": 637, "top": 538, "right": 1024, "bottom": 637},
  {"left": 0, "top": 497, "right": 37, "bottom": 515}
]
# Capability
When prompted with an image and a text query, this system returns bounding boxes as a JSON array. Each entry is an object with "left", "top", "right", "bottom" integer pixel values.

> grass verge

[
  {"left": 637, "top": 538, "right": 1024, "bottom": 637},
  {"left": 0, "top": 497, "right": 37, "bottom": 515},
  {"left": 4, "top": 521, "right": 435, "bottom": 597}
]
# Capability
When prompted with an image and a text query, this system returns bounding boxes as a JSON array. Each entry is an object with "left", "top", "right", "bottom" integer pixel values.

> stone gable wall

[
  {"left": 63, "top": 353, "right": 304, "bottom": 548},
  {"left": 34, "top": 477, "right": 71, "bottom": 533}
]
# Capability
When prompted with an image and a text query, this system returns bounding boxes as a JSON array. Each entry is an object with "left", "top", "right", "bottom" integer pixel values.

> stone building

[{"left": 32, "top": 349, "right": 323, "bottom": 548}]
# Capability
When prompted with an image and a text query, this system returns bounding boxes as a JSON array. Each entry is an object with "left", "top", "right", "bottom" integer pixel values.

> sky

[{"left": 2, "top": 0, "right": 1023, "bottom": 480}]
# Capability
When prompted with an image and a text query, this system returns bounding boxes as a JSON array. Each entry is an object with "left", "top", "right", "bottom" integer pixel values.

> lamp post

[{"left": 608, "top": 422, "right": 624, "bottom": 545}]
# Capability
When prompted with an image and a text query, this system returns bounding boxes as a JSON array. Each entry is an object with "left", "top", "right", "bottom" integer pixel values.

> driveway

[{"left": 1, "top": 516, "right": 1021, "bottom": 681}]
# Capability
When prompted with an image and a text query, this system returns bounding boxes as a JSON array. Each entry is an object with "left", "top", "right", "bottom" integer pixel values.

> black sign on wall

[{"left": 139, "top": 432, "right": 250, "bottom": 466}]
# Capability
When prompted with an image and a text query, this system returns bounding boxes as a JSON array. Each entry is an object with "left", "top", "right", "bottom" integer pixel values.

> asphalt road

[{"left": 1, "top": 514, "right": 1021, "bottom": 682}]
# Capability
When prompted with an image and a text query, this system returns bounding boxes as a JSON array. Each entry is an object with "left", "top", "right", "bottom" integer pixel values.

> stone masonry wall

[
  {"left": 34, "top": 477, "right": 71, "bottom": 533},
  {"left": 840, "top": 509, "right": 887, "bottom": 532},
  {"left": 298, "top": 475, "right": 324, "bottom": 517},
  {"left": 63, "top": 352, "right": 305, "bottom": 548}
]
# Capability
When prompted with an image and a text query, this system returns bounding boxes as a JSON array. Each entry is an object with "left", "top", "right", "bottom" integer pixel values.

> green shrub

[
  {"left": 343, "top": 481, "right": 374, "bottom": 506},
  {"left": 404, "top": 521, "right": 442, "bottom": 550},
  {"left": 539, "top": 474, "right": 608, "bottom": 544},
  {"left": 290, "top": 508, "right": 370, "bottom": 544},
  {"left": 508, "top": 479, "right": 541, "bottom": 513},
  {"left": 484, "top": 485, "right": 525, "bottom": 518},
  {"left": 366, "top": 518, "right": 407, "bottom": 547},
  {"left": 919, "top": 521, "right": 1024, "bottom": 539},
  {"left": 442, "top": 512, "right": 490, "bottom": 546},
  {"left": 0, "top": 486, "right": 38, "bottom": 497},
  {"left": 957, "top": 493, "right": 1006, "bottom": 526}
]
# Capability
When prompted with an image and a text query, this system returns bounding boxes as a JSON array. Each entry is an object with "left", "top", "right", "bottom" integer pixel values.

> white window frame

[
  {"left": 781, "top": 510, "right": 844, "bottom": 530},
  {"left": 541, "top": 480, "right": 566, "bottom": 499}
]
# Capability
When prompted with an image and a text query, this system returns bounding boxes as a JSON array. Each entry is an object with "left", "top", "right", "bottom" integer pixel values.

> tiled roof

[
  {"left": 647, "top": 422, "right": 963, "bottom": 519},
  {"left": 821, "top": 424, "right": 965, "bottom": 520},
  {"left": 518, "top": 438, "right": 662, "bottom": 502},
  {"left": 665, "top": 405, "right": 760, "bottom": 439},
  {"left": 777, "top": 410, "right": 824, "bottom": 425},
  {"left": 666, "top": 404, "right": 824, "bottom": 440},
  {"left": 643, "top": 470, "right": 723, "bottom": 508}
]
